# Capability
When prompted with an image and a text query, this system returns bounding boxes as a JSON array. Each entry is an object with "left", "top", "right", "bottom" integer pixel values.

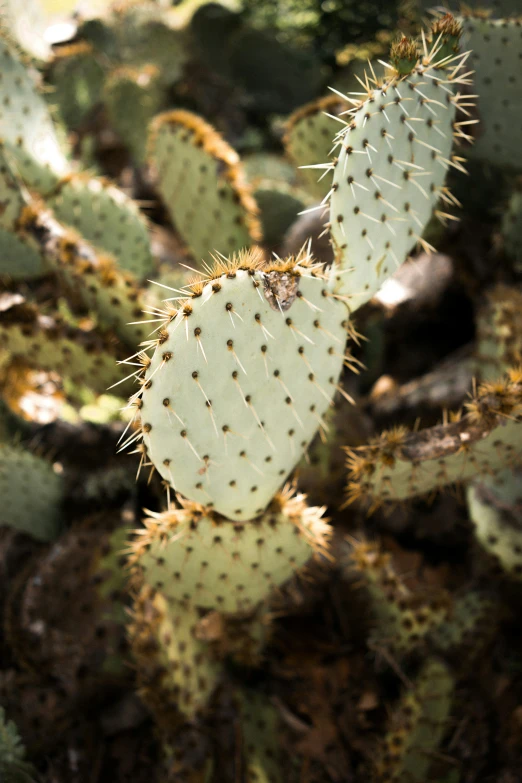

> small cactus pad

[
  {"left": 462, "top": 15, "right": 522, "bottom": 170},
  {"left": 0, "top": 33, "right": 69, "bottom": 193},
  {"left": 501, "top": 185, "right": 522, "bottom": 272},
  {"left": 238, "top": 690, "right": 283, "bottom": 783},
  {"left": 349, "top": 541, "right": 449, "bottom": 655},
  {"left": 375, "top": 658, "right": 454, "bottom": 782},
  {"left": 48, "top": 42, "right": 106, "bottom": 130},
  {"left": 148, "top": 110, "right": 262, "bottom": 263},
  {"left": 430, "top": 591, "right": 496, "bottom": 655},
  {"left": 134, "top": 249, "right": 349, "bottom": 521},
  {"left": 48, "top": 174, "right": 154, "bottom": 279},
  {"left": 467, "top": 467, "right": 522, "bottom": 580},
  {"left": 346, "top": 370, "right": 522, "bottom": 509},
  {"left": 328, "top": 31, "right": 470, "bottom": 313},
  {"left": 0, "top": 444, "right": 63, "bottom": 541},
  {"left": 104, "top": 65, "right": 163, "bottom": 164},
  {"left": 284, "top": 96, "right": 346, "bottom": 199},
  {"left": 475, "top": 284, "right": 522, "bottom": 380},
  {"left": 130, "top": 489, "right": 330, "bottom": 615},
  {"left": 129, "top": 585, "right": 222, "bottom": 720}
]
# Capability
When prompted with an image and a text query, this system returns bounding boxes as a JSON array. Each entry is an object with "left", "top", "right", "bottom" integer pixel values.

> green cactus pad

[
  {"left": 135, "top": 249, "right": 349, "bottom": 521},
  {"left": 462, "top": 15, "right": 522, "bottom": 171},
  {"left": 284, "top": 95, "right": 346, "bottom": 199},
  {"left": 129, "top": 490, "right": 330, "bottom": 615},
  {"left": 48, "top": 173, "right": 154, "bottom": 279},
  {"left": 0, "top": 231, "right": 47, "bottom": 280},
  {"left": 129, "top": 585, "right": 222, "bottom": 721},
  {"left": 238, "top": 690, "right": 283, "bottom": 783},
  {"left": 104, "top": 64, "right": 163, "bottom": 165},
  {"left": 346, "top": 370, "right": 522, "bottom": 509},
  {"left": 501, "top": 185, "right": 522, "bottom": 272},
  {"left": 349, "top": 541, "right": 449, "bottom": 655},
  {"left": 1, "top": 0, "right": 50, "bottom": 61},
  {"left": 375, "top": 658, "right": 454, "bottom": 782},
  {"left": 0, "top": 444, "right": 63, "bottom": 541},
  {"left": 467, "top": 467, "right": 522, "bottom": 580},
  {"left": 475, "top": 284, "right": 522, "bottom": 380},
  {"left": 0, "top": 33, "right": 69, "bottom": 193},
  {"left": 148, "top": 110, "right": 262, "bottom": 263},
  {"left": 328, "top": 35, "right": 470, "bottom": 313},
  {"left": 0, "top": 296, "right": 129, "bottom": 393},
  {"left": 48, "top": 42, "right": 105, "bottom": 130}
]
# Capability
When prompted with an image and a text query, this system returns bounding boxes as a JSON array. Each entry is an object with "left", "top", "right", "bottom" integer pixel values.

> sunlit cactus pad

[
  {"left": 148, "top": 110, "right": 262, "bottom": 263},
  {"left": 463, "top": 15, "right": 522, "bottom": 170},
  {"left": 346, "top": 370, "right": 522, "bottom": 509},
  {"left": 134, "top": 249, "right": 349, "bottom": 521},
  {"left": 129, "top": 490, "right": 330, "bottom": 614},
  {"left": 328, "top": 32, "right": 471, "bottom": 313}
]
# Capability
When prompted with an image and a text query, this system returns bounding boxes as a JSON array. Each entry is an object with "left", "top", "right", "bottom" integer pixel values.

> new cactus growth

[
  {"left": 374, "top": 658, "right": 454, "bottom": 782},
  {"left": 346, "top": 370, "right": 522, "bottom": 510},
  {"left": 327, "top": 23, "right": 472, "bottom": 313},
  {"left": 0, "top": 444, "right": 63, "bottom": 541},
  {"left": 462, "top": 14, "right": 522, "bottom": 171},
  {"left": 467, "top": 466, "right": 522, "bottom": 580},
  {"left": 148, "top": 110, "right": 262, "bottom": 263},
  {"left": 133, "top": 248, "right": 349, "bottom": 521}
]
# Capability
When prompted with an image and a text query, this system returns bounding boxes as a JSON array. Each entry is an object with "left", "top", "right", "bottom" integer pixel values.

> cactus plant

[
  {"left": 148, "top": 110, "right": 262, "bottom": 263},
  {"left": 374, "top": 658, "right": 454, "bottom": 782},
  {"left": 346, "top": 369, "right": 522, "bottom": 510},
  {"left": 501, "top": 182, "right": 522, "bottom": 272},
  {"left": 0, "top": 443, "right": 63, "bottom": 541},
  {"left": 133, "top": 248, "right": 350, "bottom": 520},
  {"left": 328, "top": 24, "right": 472, "bottom": 313},
  {"left": 475, "top": 284, "right": 522, "bottom": 380}
]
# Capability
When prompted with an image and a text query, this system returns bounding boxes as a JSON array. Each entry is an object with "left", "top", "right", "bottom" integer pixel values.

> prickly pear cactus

[
  {"left": 374, "top": 658, "right": 454, "bottom": 782},
  {"left": 252, "top": 179, "right": 313, "bottom": 248},
  {"left": 129, "top": 490, "right": 331, "bottom": 615},
  {"left": 328, "top": 25, "right": 471, "bottom": 312},
  {"left": 133, "top": 249, "right": 349, "bottom": 521},
  {"left": 0, "top": 444, "right": 63, "bottom": 541},
  {"left": 462, "top": 14, "right": 522, "bottom": 171},
  {"left": 48, "top": 42, "right": 105, "bottom": 130},
  {"left": 47, "top": 174, "right": 154, "bottom": 279},
  {"left": 284, "top": 96, "right": 346, "bottom": 199},
  {"left": 148, "top": 111, "right": 262, "bottom": 263},
  {"left": 349, "top": 541, "right": 449, "bottom": 655},
  {"left": 0, "top": 31, "right": 69, "bottom": 193},
  {"left": 238, "top": 690, "right": 283, "bottom": 783},
  {"left": 467, "top": 466, "right": 522, "bottom": 580},
  {"left": 430, "top": 591, "right": 496, "bottom": 656},
  {"left": 129, "top": 585, "right": 222, "bottom": 721},
  {"left": 501, "top": 184, "right": 522, "bottom": 272},
  {"left": 346, "top": 370, "right": 522, "bottom": 509}
]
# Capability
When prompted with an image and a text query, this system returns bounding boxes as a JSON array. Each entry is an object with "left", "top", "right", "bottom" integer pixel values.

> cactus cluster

[{"left": 2, "top": 2, "right": 522, "bottom": 781}]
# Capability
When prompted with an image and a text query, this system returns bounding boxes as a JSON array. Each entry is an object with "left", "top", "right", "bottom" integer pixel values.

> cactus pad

[
  {"left": 328, "top": 36, "right": 471, "bottom": 313},
  {"left": 284, "top": 96, "right": 346, "bottom": 199},
  {"left": 467, "top": 467, "right": 522, "bottom": 580},
  {"left": 463, "top": 15, "right": 522, "bottom": 171},
  {"left": 375, "top": 658, "right": 454, "bottom": 782},
  {"left": 0, "top": 444, "right": 63, "bottom": 541},
  {"left": 135, "top": 249, "right": 349, "bottom": 520},
  {"left": 148, "top": 111, "right": 262, "bottom": 263},
  {"left": 48, "top": 42, "right": 105, "bottom": 130},
  {"left": 130, "top": 490, "right": 330, "bottom": 615},
  {"left": 48, "top": 174, "right": 154, "bottom": 279},
  {"left": 475, "top": 284, "right": 522, "bottom": 380},
  {"left": 0, "top": 33, "right": 69, "bottom": 193},
  {"left": 349, "top": 541, "right": 449, "bottom": 655},
  {"left": 129, "top": 585, "right": 222, "bottom": 721},
  {"left": 501, "top": 184, "right": 522, "bottom": 272},
  {"left": 346, "top": 370, "right": 522, "bottom": 509},
  {"left": 239, "top": 690, "right": 283, "bottom": 783}
]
